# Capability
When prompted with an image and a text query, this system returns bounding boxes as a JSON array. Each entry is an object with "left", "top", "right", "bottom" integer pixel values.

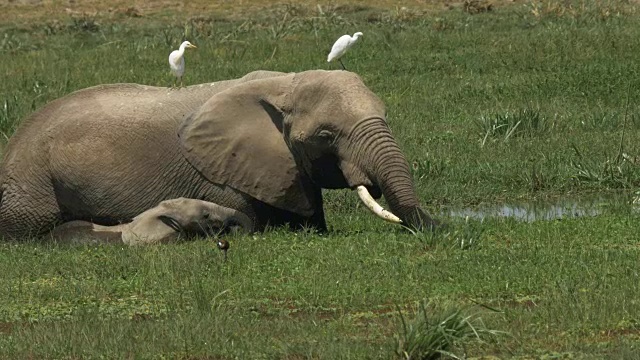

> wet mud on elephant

[{"left": 0, "top": 69, "right": 438, "bottom": 240}]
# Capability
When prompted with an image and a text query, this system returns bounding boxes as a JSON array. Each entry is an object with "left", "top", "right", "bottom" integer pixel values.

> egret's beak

[{"left": 189, "top": 44, "right": 198, "bottom": 49}]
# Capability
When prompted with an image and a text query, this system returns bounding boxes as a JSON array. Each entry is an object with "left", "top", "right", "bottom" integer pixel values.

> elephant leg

[
  {"left": 305, "top": 187, "right": 327, "bottom": 232},
  {"left": 249, "top": 188, "right": 327, "bottom": 233},
  {"left": 0, "top": 182, "right": 61, "bottom": 239},
  {"left": 195, "top": 181, "right": 322, "bottom": 233}
]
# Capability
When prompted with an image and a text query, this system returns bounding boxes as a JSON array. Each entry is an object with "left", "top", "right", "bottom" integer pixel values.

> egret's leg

[{"left": 338, "top": 59, "right": 347, "bottom": 71}]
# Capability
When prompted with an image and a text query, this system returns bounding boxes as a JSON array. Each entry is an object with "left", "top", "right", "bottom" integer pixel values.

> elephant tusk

[{"left": 356, "top": 186, "right": 402, "bottom": 224}]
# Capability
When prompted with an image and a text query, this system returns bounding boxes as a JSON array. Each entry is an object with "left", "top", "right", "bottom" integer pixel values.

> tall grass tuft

[
  {"left": 580, "top": 110, "right": 640, "bottom": 131},
  {"left": 527, "top": 0, "right": 634, "bottom": 22},
  {"left": 580, "top": 110, "right": 623, "bottom": 131},
  {"left": 411, "top": 158, "right": 447, "bottom": 181},
  {"left": 68, "top": 15, "right": 101, "bottom": 33},
  {"left": 570, "top": 89, "right": 640, "bottom": 188},
  {"left": 393, "top": 300, "right": 502, "bottom": 360},
  {"left": 475, "top": 108, "right": 550, "bottom": 147},
  {"left": 0, "top": 95, "right": 21, "bottom": 142},
  {"left": 568, "top": 144, "right": 640, "bottom": 188}
]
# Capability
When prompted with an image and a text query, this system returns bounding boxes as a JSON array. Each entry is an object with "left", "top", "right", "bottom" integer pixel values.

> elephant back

[
  {"left": 4, "top": 71, "right": 290, "bottom": 156},
  {"left": 1, "top": 74, "right": 286, "bottom": 174},
  {"left": 0, "top": 71, "right": 290, "bottom": 237}
]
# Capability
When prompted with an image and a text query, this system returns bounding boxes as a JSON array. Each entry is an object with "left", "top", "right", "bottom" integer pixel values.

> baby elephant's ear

[{"left": 178, "top": 74, "right": 315, "bottom": 217}]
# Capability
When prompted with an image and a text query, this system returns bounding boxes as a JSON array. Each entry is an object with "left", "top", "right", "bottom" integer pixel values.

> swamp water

[{"left": 441, "top": 192, "right": 635, "bottom": 222}]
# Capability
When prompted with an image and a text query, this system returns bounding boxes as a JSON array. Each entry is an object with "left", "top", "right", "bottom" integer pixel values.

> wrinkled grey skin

[
  {"left": 0, "top": 69, "right": 438, "bottom": 240},
  {"left": 50, "top": 198, "right": 252, "bottom": 245},
  {"left": 0, "top": 70, "right": 285, "bottom": 239}
]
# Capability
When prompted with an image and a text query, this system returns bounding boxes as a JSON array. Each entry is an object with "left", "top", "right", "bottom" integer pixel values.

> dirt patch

[
  {"left": 595, "top": 326, "right": 640, "bottom": 342},
  {"left": 583, "top": 325, "right": 640, "bottom": 347},
  {"left": 0, "top": 0, "right": 520, "bottom": 26},
  {"left": 503, "top": 299, "right": 539, "bottom": 310},
  {"left": 0, "top": 321, "right": 13, "bottom": 334},
  {"left": 280, "top": 354, "right": 319, "bottom": 360}
]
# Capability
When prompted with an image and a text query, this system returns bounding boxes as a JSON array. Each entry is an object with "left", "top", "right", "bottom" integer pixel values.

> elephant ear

[{"left": 178, "top": 74, "right": 315, "bottom": 217}]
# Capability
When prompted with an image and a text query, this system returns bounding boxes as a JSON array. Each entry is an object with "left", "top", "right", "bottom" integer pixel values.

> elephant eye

[
  {"left": 202, "top": 212, "right": 210, "bottom": 219},
  {"left": 317, "top": 129, "right": 334, "bottom": 140}
]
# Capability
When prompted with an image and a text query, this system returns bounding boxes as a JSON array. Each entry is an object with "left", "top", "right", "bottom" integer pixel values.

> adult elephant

[{"left": 0, "top": 69, "right": 437, "bottom": 239}]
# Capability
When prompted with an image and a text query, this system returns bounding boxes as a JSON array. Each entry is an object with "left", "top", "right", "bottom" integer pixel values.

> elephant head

[
  {"left": 125, "top": 198, "right": 254, "bottom": 245},
  {"left": 179, "top": 70, "right": 437, "bottom": 231}
]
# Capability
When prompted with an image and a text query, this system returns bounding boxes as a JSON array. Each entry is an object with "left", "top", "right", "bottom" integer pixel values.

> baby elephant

[{"left": 50, "top": 198, "right": 253, "bottom": 246}]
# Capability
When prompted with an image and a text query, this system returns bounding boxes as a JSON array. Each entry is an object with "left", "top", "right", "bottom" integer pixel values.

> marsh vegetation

[{"left": 1, "top": 0, "right": 639, "bottom": 358}]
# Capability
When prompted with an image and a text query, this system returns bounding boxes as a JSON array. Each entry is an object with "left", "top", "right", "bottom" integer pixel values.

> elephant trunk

[
  {"left": 223, "top": 209, "right": 255, "bottom": 233},
  {"left": 348, "top": 118, "right": 439, "bottom": 231}
]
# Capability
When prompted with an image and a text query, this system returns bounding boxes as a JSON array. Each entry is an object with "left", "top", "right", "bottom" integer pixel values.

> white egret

[
  {"left": 168, "top": 40, "right": 197, "bottom": 88},
  {"left": 327, "top": 32, "right": 363, "bottom": 70}
]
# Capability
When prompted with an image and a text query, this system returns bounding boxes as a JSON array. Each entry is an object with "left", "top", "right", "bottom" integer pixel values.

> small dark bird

[{"left": 217, "top": 239, "right": 229, "bottom": 261}]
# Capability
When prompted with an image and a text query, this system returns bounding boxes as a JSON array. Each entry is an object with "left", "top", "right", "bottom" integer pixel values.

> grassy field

[{"left": 1, "top": 1, "right": 640, "bottom": 358}]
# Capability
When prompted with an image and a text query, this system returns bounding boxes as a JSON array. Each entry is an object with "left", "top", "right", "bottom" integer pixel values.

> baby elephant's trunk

[
  {"left": 223, "top": 210, "right": 254, "bottom": 234},
  {"left": 49, "top": 221, "right": 125, "bottom": 244}
]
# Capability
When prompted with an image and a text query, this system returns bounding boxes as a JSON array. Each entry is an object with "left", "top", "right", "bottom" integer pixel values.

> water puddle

[{"left": 442, "top": 192, "right": 633, "bottom": 222}]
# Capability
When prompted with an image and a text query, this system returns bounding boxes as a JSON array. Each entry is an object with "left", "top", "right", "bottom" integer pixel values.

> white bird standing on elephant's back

[
  {"left": 168, "top": 40, "right": 197, "bottom": 88},
  {"left": 327, "top": 32, "right": 363, "bottom": 71}
]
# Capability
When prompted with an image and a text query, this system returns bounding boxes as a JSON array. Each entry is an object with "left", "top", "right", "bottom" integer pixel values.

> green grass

[
  {"left": 1, "top": 1, "right": 640, "bottom": 358},
  {"left": 394, "top": 300, "right": 503, "bottom": 359},
  {"left": 1, "top": 213, "right": 639, "bottom": 358}
]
